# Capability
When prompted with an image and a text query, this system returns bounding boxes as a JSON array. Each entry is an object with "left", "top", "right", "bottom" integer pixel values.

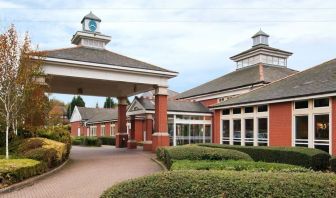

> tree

[
  {"left": 67, "top": 96, "right": 85, "bottom": 119},
  {"left": 0, "top": 25, "right": 45, "bottom": 159},
  {"left": 104, "top": 97, "right": 115, "bottom": 108},
  {"left": 48, "top": 99, "right": 67, "bottom": 126}
]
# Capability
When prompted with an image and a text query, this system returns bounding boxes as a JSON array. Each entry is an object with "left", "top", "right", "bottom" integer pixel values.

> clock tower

[{"left": 71, "top": 12, "right": 111, "bottom": 49}]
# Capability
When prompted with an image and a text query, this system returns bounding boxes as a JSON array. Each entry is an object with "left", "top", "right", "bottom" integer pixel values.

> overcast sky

[{"left": 1, "top": 0, "right": 336, "bottom": 107}]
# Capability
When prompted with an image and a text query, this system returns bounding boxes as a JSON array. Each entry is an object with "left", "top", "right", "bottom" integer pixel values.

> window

[
  {"left": 90, "top": 126, "right": 97, "bottom": 137},
  {"left": 258, "top": 118, "right": 268, "bottom": 146},
  {"left": 244, "top": 107, "right": 254, "bottom": 113},
  {"left": 314, "top": 114, "right": 329, "bottom": 153},
  {"left": 222, "top": 109, "right": 230, "bottom": 115},
  {"left": 245, "top": 119, "right": 254, "bottom": 146},
  {"left": 257, "top": 105, "right": 268, "bottom": 112},
  {"left": 295, "top": 100, "right": 308, "bottom": 109},
  {"left": 222, "top": 120, "right": 230, "bottom": 144},
  {"left": 314, "top": 98, "right": 329, "bottom": 108},
  {"left": 101, "top": 125, "right": 106, "bottom": 136},
  {"left": 205, "top": 125, "right": 212, "bottom": 143},
  {"left": 110, "top": 124, "right": 116, "bottom": 136},
  {"left": 233, "top": 120, "right": 241, "bottom": 145},
  {"left": 295, "top": 116, "right": 308, "bottom": 147},
  {"left": 233, "top": 108, "right": 241, "bottom": 114}
]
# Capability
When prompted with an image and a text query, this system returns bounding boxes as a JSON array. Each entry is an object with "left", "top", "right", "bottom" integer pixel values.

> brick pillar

[
  {"left": 213, "top": 109, "right": 221, "bottom": 144},
  {"left": 269, "top": 102, "right": 292, "bottom": 146},
  {"left": 152, "top": 87, "right": 169, "bottom": 151},
  {"left": 143, "top": 114, "right": 153, "bottom": 151},
  {"left": 115, "top": 97, "right": 128, "bottom": 148},
  {"left": 332, "top": 97, "right": 336, "bottom": 156},
  {"left": 128, "top": 115, "right": 137, "bottom": 149}
]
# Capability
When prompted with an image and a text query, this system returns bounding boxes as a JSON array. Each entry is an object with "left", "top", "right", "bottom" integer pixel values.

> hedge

[
  {"left": 171, "top": 160, "right": 310, "bottom": 172},
  {"left": 98, "top": 137, "right": 115, "bottom": 145},
  {"left": 0, "top": 158, "right": 47, "bottom": 188},
  {"left": 199, "top": 144, "right": 330, "bottom": 171},
  {"left": 157, "top": 145, "right": 253, "bottom": 169},
  {"left": 36, "top": 126, "right": 72, "bottom": 158},
  {"left": 101, "top": 170, "right": 336, "bottom": 198},
  {"left": 16, "top": 138, "right": 68, "bottom": 168},
  {"left": 330, "top": 156, "right": 336, "bottom": 172},
  {"left": 71, "top": 137, "right": 102, "bottom": 147}
]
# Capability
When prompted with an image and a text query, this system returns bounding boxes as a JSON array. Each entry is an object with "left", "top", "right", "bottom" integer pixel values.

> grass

[{"left": 170, "top": 160, "right": 311, "bottom": 172}]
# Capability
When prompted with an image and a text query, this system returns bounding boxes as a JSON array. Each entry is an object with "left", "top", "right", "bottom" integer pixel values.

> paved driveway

[{"left": 2, "top": 146, "right": 161, "bottom": 198}]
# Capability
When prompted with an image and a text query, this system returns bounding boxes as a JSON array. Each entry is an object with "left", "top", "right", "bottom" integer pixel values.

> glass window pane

[
  {"left": 205, "top": 125, "right": 211, "bottom": 143},
  {"left": 233, "top": 108, "right": 241, "bottom": 114},
  {"left": 233, "top": 120, "right": 241, "bottom": 145},
  {"left": 295, "top": 100, "right": 308, "bottom": 109},
  {"left": 315, "top": 114, "right": 329, "bottom": 140},
  {"left": 314, "top": 98, "right": 329, "bottom": 108},
  {"left": 222, "top": 109, "right": 230, "bottom": 115},
  {"left": 244, "top": 107, "right": 254, "bottom": 113},
  {"left": 222, "top": 120, "right": 230, "bottom": 144},
  {"left": 257, "top": 105, "right": 268, "bottom": 112},
  {"left": 258, "top": 118, "right": 268, "bottom": 145},
  {"left": 295, "top": 116, "right": 308, "bottom": 139}
]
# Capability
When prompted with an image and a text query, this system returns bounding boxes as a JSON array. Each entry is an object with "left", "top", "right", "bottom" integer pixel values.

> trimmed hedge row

[
  {"left": 331, "top": 156, "right": 336, "bottom": 172},
  {"left": 98, "top": 137, "right": 115, "bottom": 145},
  {"left": 199, "top": 144, "right": 330, "bottom": 170},
  {"left": 101, "top": 170, "right": 336, "bottom": 198},
  {"left": 0, "top": 158, "right": 47, "bottom": 188},
  {"left": 71, "top": 137, "right": 102, "bottom": 147},
  {"left": 157, "top": 145, "right": 252, "bottom": 169},
  {"left": 171, "top": 160, "right": 310, "bottom": 172}
]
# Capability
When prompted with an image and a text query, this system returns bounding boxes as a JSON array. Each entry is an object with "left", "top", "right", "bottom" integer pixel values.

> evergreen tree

[
  {"left": 104, "top": 97, "right": 115, "bottom": 108},
  {"left": 126, "top": 97, "right": 131, "bottom": 105}
]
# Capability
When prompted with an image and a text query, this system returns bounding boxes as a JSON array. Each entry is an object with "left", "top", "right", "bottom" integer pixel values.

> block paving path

[{"left": 2, "top": 146, "right": 161, "bottom": 198}]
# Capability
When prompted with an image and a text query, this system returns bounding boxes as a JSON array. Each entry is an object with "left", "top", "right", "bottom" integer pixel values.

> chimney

[{"left": 259, "top": 64, "right": 264, "bottom": 81}]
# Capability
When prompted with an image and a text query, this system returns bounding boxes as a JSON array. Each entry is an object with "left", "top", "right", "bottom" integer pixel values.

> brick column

[
  {"left": 213, "top": 109, "right": 221, "bottom": 144},
  {"left": 152, "top": 87, "right": 169, "bottom": 151},
  {"left": 115, "top": 97, "right": 128, "bottom": 148},
  {"left": 143, "top": 114, "right": 153, "bottom": 151},
  {"left": 269, "top": 102, "right": 292, "bottom": 146},
  {"left": 127, "top": 115, "right": 137, "bottom": 149}
]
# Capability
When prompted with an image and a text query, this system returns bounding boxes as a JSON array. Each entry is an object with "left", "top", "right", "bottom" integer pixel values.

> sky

[{"left": 1, "top": 0, "right": 336, "bottom": 107}]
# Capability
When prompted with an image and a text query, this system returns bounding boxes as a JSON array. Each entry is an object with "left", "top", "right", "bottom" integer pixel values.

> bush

[
  {"left": 71, "top": 137, "right": 82, "bottom": 145},
  {"left": 98, "top": 136, "right": 115, "bottom": 145},
  {"left": 0, "top": 158, "right": 47, "bottom": 188},
  {"left": 71, "top": 137, "right": 102, "bottom": 147},
  {"left": 157, "top": 145, "right": 252, "bottom": 169},
  {"left": 171, "top": 160, "right": 310, "bottom": 172},
  {"left": 36, "top": 126, "right": 72, "bottom": 159},
  {"left": 101, "top": 170, "right": 336, "bottom": 198},
  {"left": 199, "top": 144, "right": 331, "bottom": 171},
  {"left": 16, "top": 138, "right": 68, "bottom": 168},
  {"left": 330, "top": 156, "right": 336, "bottom": 172}
]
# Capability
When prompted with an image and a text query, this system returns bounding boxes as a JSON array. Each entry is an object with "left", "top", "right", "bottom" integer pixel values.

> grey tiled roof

[
  {"left": 176, "top": 65, "right": 297, "bottom": 99},
  {"left": 137, "top": 97, "right": 211, "bottom": 113},
  {"left": 212, "top": 58, "right": 336, "bottom": 108},
  {"left": 81, "top": 12, "right": 101, "bottom": 23},
  {"left": 230, "top": 45, "right": 293, "bottom": 60},
  {"left": 141, "top": 89, "right": 179, "bottom": 99},
  {"left": 252, "top": 30, "right": 269, "bottom": 38},
  {"left": 77, "top": 107, "right": 118, "bottom": 123},
  {"left": 45, "top": 46, "right": 176, "bottom": 73}
]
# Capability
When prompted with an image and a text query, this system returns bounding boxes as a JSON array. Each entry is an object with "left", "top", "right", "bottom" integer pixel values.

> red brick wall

[
  {"left": 200, "top": 98, "right": 218, "bottom": 108},
  {"left": 332, "top": 97, "right": 336, "bottom": 156},
  {"left": 71, "top": 121, "right": 80, "bottom": 136},
  {"left": 96, "top": 123, "right": 101, "bottom": 137},
  {"left": 105, "top": 122, "right": 111, "bottom": 136},
  {"left": 155, "top": 95, "right": 168, "bottom": 132},
  {"left": 269, "top": 102, "right": 292, "bottom": 146},
  {"left": 213, "top": 110, "right": 221, "bottom": 144},
  {"left": 134, "top": 120, "right": 144, "bottom": 142}
]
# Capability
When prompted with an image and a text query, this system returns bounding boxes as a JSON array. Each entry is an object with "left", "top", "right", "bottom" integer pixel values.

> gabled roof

[
  {"left": 141, "top": 89, "right": 179, "bottom": 99},
  {"left": 44, "top": 46, "right": 176, "bottom": 73},
  {"left": 212, "top": 58, "right": 336, "bottom": 108},
  {"left": 130, "top": 97, "right": 211, "bottom": 114},
  {"left": 81, "top": 12, "right": 101, "bottom": 23},
  {"left": 77, "top": 107, "right": 118, "bottom": 123},
  {"left": 176, "top": 64, "right": 297, "bottom": 99}
]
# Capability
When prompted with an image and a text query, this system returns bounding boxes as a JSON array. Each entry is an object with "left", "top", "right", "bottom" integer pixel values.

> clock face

[{"left": 88, "top": 20, "right": 97, "bottom": 32}]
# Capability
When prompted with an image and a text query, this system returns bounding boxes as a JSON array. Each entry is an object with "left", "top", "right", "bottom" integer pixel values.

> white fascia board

[
  {"left": 42, "top": 57, "right": 178, "bottom": 78},
  {"left": 127, "top": 110, "right": 212, "bottom": 116},
  {"left": 70, "top": 106, "right": 82, "bottom": 122},
  {"left": 211, "top": 93, "right": 336, "bottom": 110}
]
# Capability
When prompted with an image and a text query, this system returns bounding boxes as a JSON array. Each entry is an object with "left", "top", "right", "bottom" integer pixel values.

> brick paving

[{"left": 2, "top": 146, "right": 161, "bottom": 198}]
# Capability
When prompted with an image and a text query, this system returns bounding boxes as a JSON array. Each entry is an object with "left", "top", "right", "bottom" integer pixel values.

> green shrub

[
  {"left": 82, "top": 137, "right": 102, "bottom": 147},
  {"left": 330, "top": 156, "right": 336, "bottom": 172},
  {"left": 98, "top": 136, "right": 115, "bottom": 145},
  {"left": 157, "top": 145, "right": 252, "bottom": 169},
  {"left": 171, "top": 160, "right": 310, "bottom": 172},
  {"left": 199, "top": 144, "right": 331, "bottom": 171},
  {"left": 101, "top": 170, "right": 336, "bottom": 198},
  {"left": 36, "top": 126, "right": 72, "bottom": 159},
  {"left": 71, "top": 137, "right": 82, "bottom": 145},
  {"left": 16, "top": 138, "right": 68, "bottom": 168},
  {"left": 0, "top": 158, "right": 47, "bottom": 188}
]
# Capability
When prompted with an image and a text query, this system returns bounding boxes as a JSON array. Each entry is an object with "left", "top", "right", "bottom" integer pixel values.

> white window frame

[
  {"left": 292, "top": 98, "right": 332, "bottom": 154},
  {"left": 89, "top": 126, "right": 97, "bottom": 137},
  {"left": 101, "top": 125, "right": 106, "bottom": 137},
  {"left": 110, "top": 123, "right": 116, "bottom": 137}
]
